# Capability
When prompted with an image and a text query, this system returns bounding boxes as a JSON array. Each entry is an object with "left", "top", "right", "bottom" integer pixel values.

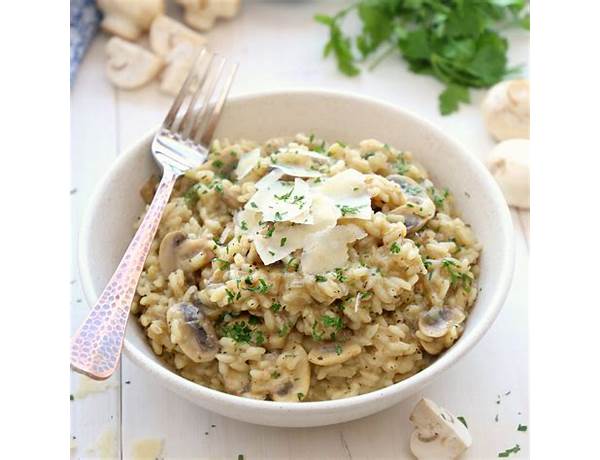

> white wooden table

[{"left": 70, "top": 2, "right": 529, "bottom": 458}]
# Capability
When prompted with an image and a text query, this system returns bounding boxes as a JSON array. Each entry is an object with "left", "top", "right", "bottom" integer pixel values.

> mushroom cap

[
  {"left": 409, "top": 398, "right": 472, "bottom": 460},
  {"left": 166, "top": 302, "right": 219, "bottom": 362},
  {"left": 270, "top": 343, "right": 311, "bottom": 402},
  {"left": 308, "top": 342, "right": 362, "bottom": 366},
  {"left": 149, "top": 15, "right": 207, "bottom": 57},
  {"left": 105, "top": 37, "right": 163, "bottom": 90},
  {"left": 386, "top": 175, "right": 435, "bottom": 233},
  {"left": 482, "top": 79, "right": 530, "bottom": 141},
  {"left": 418, "top": 307, "right": 465, "bottom": 339},
  {"left": 486, "top": 139, "right": 530, "bottom": 209},
  {"left": 158, "top": 231, "right": 214, "bottom": 276}
]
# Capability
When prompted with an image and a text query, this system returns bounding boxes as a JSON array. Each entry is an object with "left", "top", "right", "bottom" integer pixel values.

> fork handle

[{"left": 70, "top": 168, "right": 179, "bottom": 380}]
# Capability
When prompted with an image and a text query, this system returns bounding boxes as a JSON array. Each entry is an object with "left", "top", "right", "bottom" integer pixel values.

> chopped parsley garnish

[
  {"left": 360, "top": 291, "right": 372, "bottom": 299},
  {"left": 240, "top": 220, "right": 248, "bottom": 231},
  {"left": 271, "top": 371, "right": 281, "bottom": 379},
  {"left": 275, "top": 211, "right": 285, "bottom": 221},
  {"left": 442, "top": 258, "right": 473, "bottom": 292},
  {"left": 421, "top": 256, "right": 432, "bottom": 270},
  {"left": 390, "top": 242, "right": 401, "bottom": 254},
  {"left": 248, "top": 316, "right": 261, "bottom": 325},
  {"left": 315, "top": 274, "right": 327, "bottom": 282},
  {"left": 338, "top": 205, "right": 360, "bottom": 216},
  {"left": 396, "top": 158, "right": 409, "bottom": 174},
  {"left": 215, "top": 258, "right": 230, "bottom": 270},
  {"left": 457, "top": 416, "right": 468, "bottom": 428},
  {"left": 335, "top": 344, "right": 342, "bottom": 356},
  {"left": 352, "top": 187, "right": 359, "bottom": 191},
  {"left": 245, "top": 278, "right": 271, "bottom": 294},
  {"left": 70, "top": 394, "right": 74, "bottom": 401},
  {"left": 280, "top": 237, "right": 287, "bottom": 247},
  {"left": 309, "top": 133, "right": 315, "bottom": 143},
  {"left": 321, "top": 314, "right": 344, "bottom": 331},
  {"left": 250, "top": 202, "right": 258, "bottom": 209},
  {"left": 270, "top": 302, "right": 282, "bottom": 313},
  {"left": 430, "top": 187, "right": 449, "bottom": 208},
  {"left": 297, "top": 393, "right": 304, "bottom": 401},
  {"left": 254, "top": 330, "right": 265, "bottom": 345},
  {"left": 278, "top": 323, "right": 290, "bottom": 337},
  {"left": 225, "top": 289, "right": 236, "bottom": 304},
  {"left": 265, "top": 224, "right": 275, "bottom": 238},
  {"left": 334, "top": 268, "right": 347, "bottom": 282},
  {"left": 498, "top": 444, "right": 521, "bottom": 458},
  {"left": 517, "top": 424, "right": 528, "bottom": 432},
  {"left": 221, "top": 321, "right": 253, "bottom": 343},
  {"left": 213, "top": 182, "right": 224, "bottom": 193},
  {"left": 274, "top": 187, "right": 294, "bottom": 201},
  {"left": 269, "top": 250, "right": 275, "bottom": 256},
  {"left": 212, "top": 159, "right": 223, "bottom": 169}
]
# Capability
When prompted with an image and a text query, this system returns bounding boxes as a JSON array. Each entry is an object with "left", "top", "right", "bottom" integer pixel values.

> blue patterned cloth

[{"left": 70, "top": 0, "right": 101, "bottom": 86}]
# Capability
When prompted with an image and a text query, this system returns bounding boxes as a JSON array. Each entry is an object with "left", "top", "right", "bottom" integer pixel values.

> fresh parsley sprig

[{"left": 315, "top": 0, "right": 529, "bottom": 115}]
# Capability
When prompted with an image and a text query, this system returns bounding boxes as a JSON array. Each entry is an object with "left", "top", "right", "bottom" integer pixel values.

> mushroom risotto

[{"left": 133, "top": 134, "right": 481, "bottom": 402}]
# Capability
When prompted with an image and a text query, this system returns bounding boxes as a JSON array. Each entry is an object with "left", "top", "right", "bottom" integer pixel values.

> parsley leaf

[{"left": 315, "top": 0, "right": 529, "bottom": 115}]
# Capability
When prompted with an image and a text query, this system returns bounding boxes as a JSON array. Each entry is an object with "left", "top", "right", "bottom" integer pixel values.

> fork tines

[{"left": 162, "top": 48, "right": 238, "bottom": 147}]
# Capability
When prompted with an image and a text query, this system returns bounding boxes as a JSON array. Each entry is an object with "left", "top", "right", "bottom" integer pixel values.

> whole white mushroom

[
  {"left": 97, "top": 0, "right": 164, "bottom": 40},
  {"left": 409, "top": 398, "right": 472, "bottom": 460},
  {"left": 486, "top": 139, "right": 530, "bottom": 209},
  {"left": 176, "top": 0, "right": 241, "bottom": 31},
  {"left": 482, "top": 79, "right": 530, "bottom": 141}
]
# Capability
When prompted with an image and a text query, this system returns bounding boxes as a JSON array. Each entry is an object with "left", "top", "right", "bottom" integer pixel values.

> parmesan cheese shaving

[
  {"left": 255, "top": 169, "right": 284, "bottom": 189},
  {"left": 272, "top": 163, "right": 322, "bottom": 178},
  {"left": 300, "top": 224, "right": 367, "bottom": 274},
  {"left": 315, "top": 169, "right": 373, "bottom": 220},
  {"left": 245, "top": 177, "right": 312, "bottom": 223},
  {"left": 254, "top": 194, "right": 339, "bottom": 265},
  {"left": 235, "top": 148, "right": 261, "bottom": 180}
]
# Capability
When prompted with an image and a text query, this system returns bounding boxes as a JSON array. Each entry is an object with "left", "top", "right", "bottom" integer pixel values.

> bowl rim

[{"left": 78, "top": 87, "right": 515, "bottom": 414}]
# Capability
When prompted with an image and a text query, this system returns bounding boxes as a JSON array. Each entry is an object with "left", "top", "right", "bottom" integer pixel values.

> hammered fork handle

[{"left": 70, "top": 168, "right": 179, "bottom": 380}]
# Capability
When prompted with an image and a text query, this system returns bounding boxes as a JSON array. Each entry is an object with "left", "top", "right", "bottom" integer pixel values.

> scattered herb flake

[
  {"left": 517, "top": 424, "right": 528, "bottom": 432},
  {"left": 212, "top": 159, "right": 224, "bottom": 169},
  {"left": 280, "top": 237, "right": 287, "bottom": 247},
  {"left": 240, "top": 220, "right": 248, "bottom": 231},
  {"left": 498, "top": 444, "right": 521, "bottom": 458},
  {"left": 270, "top": 302, "right": 282, "bottom": 313},
  {"left": 457, "top": 416, "right": 468, "bottom": 428},
  {"left": 297, "top": 392, "right": 305, "bottom": 401},
  {"left": 315, "top": 274, "right": 327, "bottom": 282},
  {"left": 390, "top": 242, "right": 401, "bottom": 254},
  {"left": 335, "top": 344, "right": 343, "bottom": 356}
]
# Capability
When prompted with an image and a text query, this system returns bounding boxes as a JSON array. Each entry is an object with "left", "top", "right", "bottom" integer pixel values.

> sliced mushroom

[
  {"left": 166, "top": 302, "right": 219, "bottom": 362},
  {"left": 418, "top": 307, "right": 465, "bottom": 339},
  {"left": 97, "top": 0, "right": 164, "bottom": 40},
  {"left": 158, "top": 231, "right": 214, "bottom": 276},
  {"left": 409, "top": 398, "right": 472, "bottom": 459},
  {"left": 105, "top": 37, "right": 163, "bottom": 90},
  {"left": 149, "top": 15, "right": 207, "bottom": 57},
  {"left": 270, "top": 343, "right": 311, "bottom": 402},
  {"left": 308, "top": 342, "right": 361, "bottom": 366},
  {"left": 387, "top": 175, "right": 435, "bottom": 233}
]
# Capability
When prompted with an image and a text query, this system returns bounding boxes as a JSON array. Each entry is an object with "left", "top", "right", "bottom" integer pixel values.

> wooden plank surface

[{"left": 71, "top": 2, "right": 530, "bottom": 458}]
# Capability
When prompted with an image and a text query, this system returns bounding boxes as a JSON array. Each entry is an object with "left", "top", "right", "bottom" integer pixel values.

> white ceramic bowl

[{"left": 79, "top": 89, "right": 514, "bottom": 427}]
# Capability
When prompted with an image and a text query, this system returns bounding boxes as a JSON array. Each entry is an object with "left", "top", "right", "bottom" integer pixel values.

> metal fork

[{"left": 70, "top": 49, "right": 238, "bottom": 380}]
